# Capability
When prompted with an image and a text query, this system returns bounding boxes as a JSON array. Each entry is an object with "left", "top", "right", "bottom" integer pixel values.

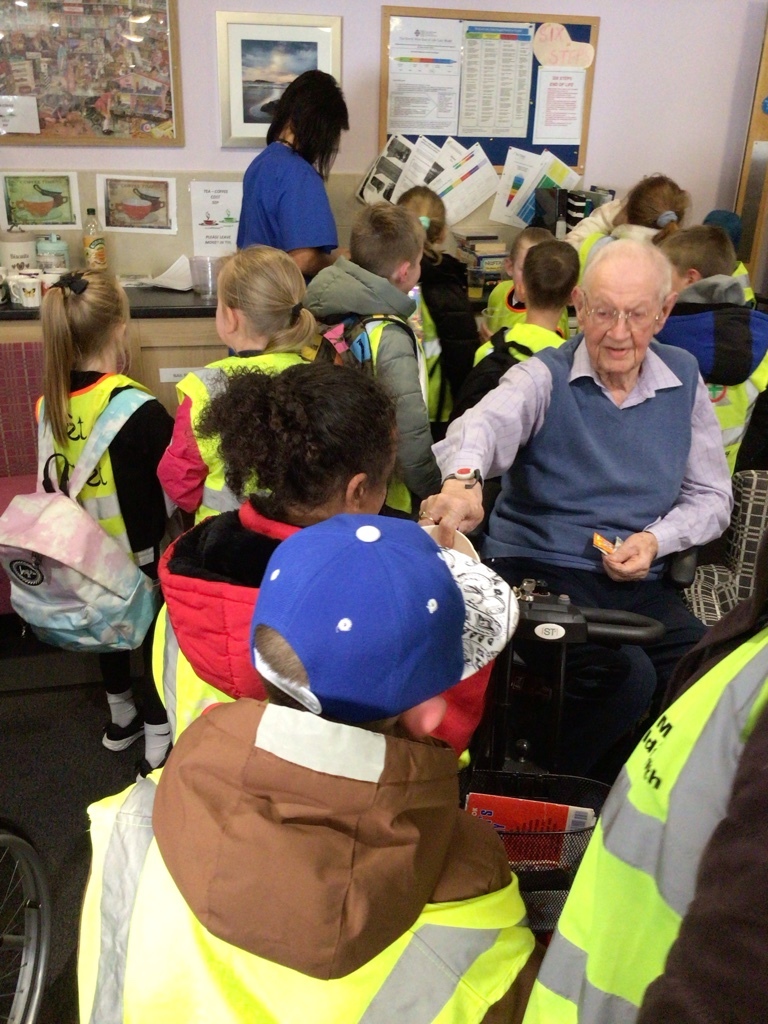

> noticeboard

[{"left": 380, "top": 7, "right": 599, "bottom": 172}]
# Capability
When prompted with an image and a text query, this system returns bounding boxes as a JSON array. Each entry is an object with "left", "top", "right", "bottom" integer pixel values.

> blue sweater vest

[{"left": 484, "top": 337, "right": 700, "bottom": 577}]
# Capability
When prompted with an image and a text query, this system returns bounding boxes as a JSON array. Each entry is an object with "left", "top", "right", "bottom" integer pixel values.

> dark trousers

[
  {"left": 99, "top": 559, "right": 167, "bottom": 725},
  {"left": 488, "top": 558, "right": 706, "bottom": 776}
]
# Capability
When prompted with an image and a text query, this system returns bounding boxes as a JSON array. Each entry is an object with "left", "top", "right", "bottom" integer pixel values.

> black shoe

[
  {"left": 135, "top": 741, "right": 172, "bottom": 780},
  {"left": 102, "top": 715, "right": 144, "bottom": 751}
]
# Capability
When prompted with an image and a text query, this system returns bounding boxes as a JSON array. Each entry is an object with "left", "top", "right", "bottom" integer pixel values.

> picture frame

[
  {"left": 216, "top": 12, "right": 342, "bottom": 149},
  {"left": 96, "top": 174, "right": 177, "bottom": 235},
  {"left": 0, "top": 172, "right": 82, "bottom": 231},
  {"left": 0, "top": 0, "right": 184, "bottom": 147}
]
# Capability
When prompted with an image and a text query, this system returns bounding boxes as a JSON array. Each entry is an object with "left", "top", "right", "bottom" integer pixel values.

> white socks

[
  {"left": 106, "top": 688, "right": 138, "bottom": 728},
  {"left": 144, "top": 722, "right": 172, "bottom": 768}
]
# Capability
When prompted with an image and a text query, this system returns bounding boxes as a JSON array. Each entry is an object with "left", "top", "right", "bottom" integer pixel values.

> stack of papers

[
  {"left": 357, "top": 134, "right": 500, "bottom": 226},
  {"left": 358, "top": 134, "right": 582, "bottom": 230},
  {"left": 490, "top": 147, "right": 581, "bottom": 228}
]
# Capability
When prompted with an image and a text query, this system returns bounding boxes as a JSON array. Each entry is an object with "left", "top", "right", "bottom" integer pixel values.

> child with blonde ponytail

[
  {"left": 158, "top": 245, "right": 316, "bottom": 522},
  {"left": 40, "top": 270, "right": 174, "bottom": 773}
]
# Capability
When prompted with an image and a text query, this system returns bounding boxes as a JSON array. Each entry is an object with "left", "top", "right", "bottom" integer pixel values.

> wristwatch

[{"left": 443, "top": 467, "right": 483, "bottom": 489}]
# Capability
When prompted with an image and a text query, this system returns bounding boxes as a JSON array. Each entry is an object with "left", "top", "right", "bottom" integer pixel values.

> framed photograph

[
  {"left": 0, "top": 1, "right": 183, "bottom": 147},
  {"left": 0, "top": 172, "right": 82, "bottom": 230},
  {"left": 216, "top": 12, "right": 341, "bottom": 149},
  {"left": 96, "top": 175, "right": 177, "bottom": 234}
]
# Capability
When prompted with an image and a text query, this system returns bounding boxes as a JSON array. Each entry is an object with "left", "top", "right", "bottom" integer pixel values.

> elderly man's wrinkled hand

[
  {"left": 419, "top": 480, "right": 484, "bottom": 548},
  {"left": 602, "top": 531, "right": 659, "bottom": 582}
]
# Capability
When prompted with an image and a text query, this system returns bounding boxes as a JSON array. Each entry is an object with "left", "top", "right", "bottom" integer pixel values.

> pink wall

[{"left": 3, "top": 0, "right": 767, "bottom": 221}]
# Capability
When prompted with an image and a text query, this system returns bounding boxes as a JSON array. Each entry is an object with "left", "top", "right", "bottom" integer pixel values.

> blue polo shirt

[{"left": 236, "top": 142, "right": 338, "bottom": 254}]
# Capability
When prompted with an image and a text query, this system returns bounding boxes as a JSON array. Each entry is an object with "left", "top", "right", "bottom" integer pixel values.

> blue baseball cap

[{"left": 251, "top": 514, "right": 516, "bottom": 723}]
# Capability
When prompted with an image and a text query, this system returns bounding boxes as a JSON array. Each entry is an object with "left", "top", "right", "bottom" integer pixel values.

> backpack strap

[
  {"left": 360, "top": 314, "right": 419, "bottom": 357},
  {"left": 37, "top": 389, "right": 154, "bottom": 500},
  {"left": 490, "top": 327, "right": 533, "bottom": 361}
]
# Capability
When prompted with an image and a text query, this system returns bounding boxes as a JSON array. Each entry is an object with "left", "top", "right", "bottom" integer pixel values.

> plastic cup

[
  {"left": 190, "top": 256, "right": 224, "bottom": 299},
  {"left": 482, "top": 307, "right": 500, "bottom": 335}
]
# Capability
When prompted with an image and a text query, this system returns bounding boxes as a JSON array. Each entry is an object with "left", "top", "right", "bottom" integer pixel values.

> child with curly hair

[
  {"left": 153, "top": 361, "right": 496, "bottom": 758},
  {"left": 153, "top": 362, "right": 398, "bottom": 744}
]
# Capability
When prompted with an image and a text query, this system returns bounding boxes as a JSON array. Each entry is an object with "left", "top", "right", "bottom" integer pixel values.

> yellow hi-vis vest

[
  {"left": 473, "top": 321, "right": 567, "bottom": 367},
  {"left": 36, "top": 374, "right": 153, "bottom": 565},
  {"left": 420, "top": 297, "right": 453, "bottom": 425},
  {"left": 709, "top": 347, "right": 768, "bottom": 471},
  {"left": 152, "top": 604, "right": 234, "bottom": 743},
  {"left": 79, "top": 776, "right": 534, "bottom": 1024},
  {"left": 178, "top": 352, "right": 306, "bottom": 523},
  {"left": 733, "top": 261, "right": 755, "bottom": 306},
  {"left": 486, "top": 281, "right": 570, "bottom": 340},
  {"left": 366, "top": 316, "right": 429, "bottom": 515},
  {"left": 523, "top": 626, "right": 768, "bottom": 1024},
  {"left": 576, "top": 232, "right": 606, "bottom": 275}
]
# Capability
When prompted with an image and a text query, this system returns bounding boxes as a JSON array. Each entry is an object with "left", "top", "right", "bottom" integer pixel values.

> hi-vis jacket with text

[
  {"left": 36, "top": 373, "right": 154, "bottom": 564},
  {"left": 523, "top": 625, "right": 768, "bottom": 1024},
  {"left": 79, "top": 699, "right": 540, "bottom": 1024}
]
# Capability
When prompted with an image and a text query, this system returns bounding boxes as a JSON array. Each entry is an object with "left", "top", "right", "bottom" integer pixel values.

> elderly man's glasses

[{"left": 584, "top": 305, "right": 660, "bottom": 332}]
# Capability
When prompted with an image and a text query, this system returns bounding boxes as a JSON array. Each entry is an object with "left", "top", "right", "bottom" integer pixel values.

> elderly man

[{"left": 422, "top": 239, "right": 732, "bottom": 775}]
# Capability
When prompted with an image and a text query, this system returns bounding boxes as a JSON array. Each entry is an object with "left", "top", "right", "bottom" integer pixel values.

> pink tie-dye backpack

[{"left": 0, "top": 389, "right": 157, "bottom": 652}]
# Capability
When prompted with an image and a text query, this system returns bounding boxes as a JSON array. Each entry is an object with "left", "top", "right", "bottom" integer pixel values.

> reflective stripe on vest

[
  {"left": 525, "top": 630, "right": 768, "bottom": 1023},
  {"left": 419, "top": 297, "right": 453, "bottom": 424},
  {"left": 153, "top": 606, "right": 235, "bottom": 743},
  {"left": 153, "top": 606, "right": 179, "bottom": 741},
  {"left": 357, "top": 923, "right": 501, "bottom": 1023},
  {"left": 733, "top": 261, "right": 755, "bottom": 306},
  {"left": 40, "top": 375, "right": 150, "bottom": 561},
  {"left": 178, "top": 354, "right": 305, "bottom": 523},
  {"left": 577, "top": 232, "right": 606, "bottom": 274},
  {"left": 82, "top": 786, "right": 534, "bottom": 1022},
  {"left": 709, "top": 376, "right": 761, "bottom": 471},
  {"left": 87, "top": 778, "right": 157, "bottom": 1024},
  {"left": 200, "top": 483, "right": 239, "bottom": 514}
]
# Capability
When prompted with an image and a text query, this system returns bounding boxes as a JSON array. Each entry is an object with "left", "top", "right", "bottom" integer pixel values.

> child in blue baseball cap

[
  {"left": 79, "top": 513, "right": 541, "bottom": 1024},
  {"left": 151, "top": 361, "right": 502, "bottom": 757}
]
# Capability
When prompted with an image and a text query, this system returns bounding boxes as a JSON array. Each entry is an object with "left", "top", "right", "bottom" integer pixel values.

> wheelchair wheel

[{"left": 0, "top": 826, "right": 50, "bottom": 1024}]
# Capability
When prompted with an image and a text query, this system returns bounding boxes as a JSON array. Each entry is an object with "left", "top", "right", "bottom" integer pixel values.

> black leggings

[{"left": 99, "top": 559, "right": 167, "bottom": 725}]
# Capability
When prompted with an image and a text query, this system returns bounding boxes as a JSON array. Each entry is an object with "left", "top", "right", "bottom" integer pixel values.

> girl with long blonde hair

[
  {"left": 40, "top": 269, "right": 174, "bottom": 773},
  {"left": 158, "top": 245, "right": 317, "bottom": 523}
]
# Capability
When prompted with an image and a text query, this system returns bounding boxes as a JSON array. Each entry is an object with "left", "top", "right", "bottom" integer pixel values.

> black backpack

[{"left": 450, "top": 329, "right": 533, "bottom": 422}]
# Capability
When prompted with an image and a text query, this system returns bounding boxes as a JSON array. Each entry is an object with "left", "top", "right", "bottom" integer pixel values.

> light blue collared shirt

[{"left": 434, "top": 337, "right": 732, "bottom": 557}]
